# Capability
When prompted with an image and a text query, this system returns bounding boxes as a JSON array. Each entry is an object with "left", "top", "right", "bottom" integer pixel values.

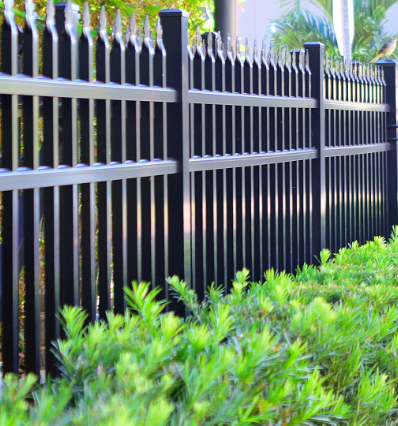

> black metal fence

[{"left": 0, "top": 0, "right": 398, "bottom": 376}]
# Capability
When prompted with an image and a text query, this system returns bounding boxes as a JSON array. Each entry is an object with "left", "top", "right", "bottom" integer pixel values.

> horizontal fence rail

[{"left": 0, "top": 0, "right": 397, "bottom": 378}]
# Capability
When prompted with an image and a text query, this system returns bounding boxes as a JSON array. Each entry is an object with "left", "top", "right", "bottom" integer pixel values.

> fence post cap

[
  {"left": 303, "top": 41, "right": 325, "bottom": 48},
  {"left": 376, "top": 59, "right": 398, "bottom": 67},
  {"left": 54, "top": 2, "right": 80, "bottom": 12},
  {"left": 159, "top": 9, "right": 189, "bottom": 18}
]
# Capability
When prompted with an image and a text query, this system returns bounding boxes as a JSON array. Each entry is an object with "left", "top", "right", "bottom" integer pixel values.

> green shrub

[{"left": 3, "top": 227, "right": 398, "bottom": 425}]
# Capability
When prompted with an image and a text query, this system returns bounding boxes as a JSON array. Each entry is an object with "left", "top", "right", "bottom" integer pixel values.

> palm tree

[{"left": 269, "top": 0, "right": 398, "bottom": 63}]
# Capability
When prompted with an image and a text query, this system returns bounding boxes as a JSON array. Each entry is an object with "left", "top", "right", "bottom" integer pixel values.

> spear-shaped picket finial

[
  {"left": 129, "top": 12, "right": 137, "bottom": 37},
  {"left": 245, "top": 38, "right": 249, "bottom": 59},
  {"left": 4, "top": 0, "right": 14, "bottom": 14},
  {"left": 277, "top": 46, "right": 282, "bottom": 64},
  {"left": 156, "top": 18, "right": 163, "bottom": 43},
  {"left": 112, "top": 9, "right": 122, "bottom": 40},
  {"left": 292, "top": 48, "right": 296, "bottom": 67},
  {"left": 207, "top": 30, "right": 213, "bottom": 55},
  {"left": 261, "top": 40, "right": 266, "bottom": 60},
  {"left": 25, "top": 0, "right": 35, "bottom": 21},
  {"left": 236, "top": 36, "right": 240, "bottom": 60},
  {"left": 150, "top": 29, "right": 154, "bottom": 47},
  {"left": 269, "top": 44, "right": 275, "bottom": 65},
  {"left": 285, "top": 46, "right": 290, "bottom": 66},
  {"left": 83, "top": 2, "right": 90, "bottom": 29},
  {"left": 99, "top": 5, "right": 107, "bottom": 34},
  {"left": 325, "top": 52, "right": 329, "bottom": 71},
  {"left": 217, "top": 31, "right": 222, "bottom": 55},
  {"left": 46, "top": 0, "right": 55, "bottom": 26},
  {"left": 226, "top": 33, "right": 231, "bottom": 54},
  {"left": 340, "top": 57, "right": 344, "bottom": 74},
  {"left": 144, "top": 15, "right": 150, "bottom": 40},
  {"left": 253, "top": 39, "right": 258, "bottom": 60},
  {"left": 196, "top": 26, "right": 201, "bottom": 49},
  {"left": 65, "top": 0, "right": 73, "bottom": 27}
]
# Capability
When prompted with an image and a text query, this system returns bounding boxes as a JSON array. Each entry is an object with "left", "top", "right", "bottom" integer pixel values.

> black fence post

[
  {"left": 304, "top": 42, "right": 326, "bottom": 260},
  {"left": 159, "top": 9, "right": 191, "bottom": 314},
  {"left": 379, "top": 60, "right": 398, "bottom": 235}
]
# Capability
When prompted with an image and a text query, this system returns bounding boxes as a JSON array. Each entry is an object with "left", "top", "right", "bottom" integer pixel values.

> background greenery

[
  {"left": 1, "top": 0, "right": 213, "bottom": 40},
  {"left": 269, "top": 0, "right": 398, "bottom": 63}
]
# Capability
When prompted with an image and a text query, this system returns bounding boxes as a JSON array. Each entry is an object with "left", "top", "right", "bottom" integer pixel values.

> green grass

[{"left": 3, "top": 227, "right": 398, "bottom": 425}]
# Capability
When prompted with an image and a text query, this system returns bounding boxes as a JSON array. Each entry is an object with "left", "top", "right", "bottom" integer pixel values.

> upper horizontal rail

[
  {"left": 324, "top": 99, "right": 389, "bottom": 112},
  {"left": 0, "top": 75, "right": 178, "bottom": 103},
  {"left": 188, "top": 149, "right": 318, "bottom": 172},
  {"left": 188, "top": 90, "right": 317, "bottom": 108},
  {"left": 324, "top": 142, "right": 390, "bottom": 157},
  {"left": 0, "top": 160, "right": 178, "bottom": 191}
]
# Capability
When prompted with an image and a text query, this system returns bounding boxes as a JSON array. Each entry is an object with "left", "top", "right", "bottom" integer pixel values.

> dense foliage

[
  {"left": 3, "top": 228, "right": 398, "bottom": 424},
  {"left": 269, "top": 0, "right": 398, "bottom": 63},
  {"left": 1, "top": 0, "right": 212, "bottom": 39}
]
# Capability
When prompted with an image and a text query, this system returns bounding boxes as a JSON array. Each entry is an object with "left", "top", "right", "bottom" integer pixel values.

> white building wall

[{"left": 237, "top": 0, "right": 398, "bottom": 47}]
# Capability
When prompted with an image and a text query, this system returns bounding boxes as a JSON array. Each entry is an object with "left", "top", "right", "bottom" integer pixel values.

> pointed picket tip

[
  {"left": 226, "top": 33, "right": 231, "bottom": 54},
  {"left": 196, "top": 26, "right": 201, "bottom": 49},
  {"left": 157, "top": 18, "right": 163, "bottom": 43},
  {"left": 236, "top": 36, "right": 240, "bottom": 59},
  {"left": 285, "top": 46, "right": 289, "bottom": 65},
  {"left": 129, "top": 12, "right": 137, "bottom": 37},
  {"left": 25, "top": 0, "right": 35, "bottom": 20},
  {"left": 4, "top": 0, "right": 14, "bottom": 14},
  {"left": 217, "top": 31, "right": 222, "bottom": 53},
  {"left": 125, "top": 26, "right": 130, "bottom": 44},
  {"left": 99, "top": 5, "right": 107, "bottom": 33},
  {"left": 113, "top": 9, "right": 122, "bottom": 37},
  {"left": 46, "top": 0, "right": 55, "bottom": 25},
  {"left": 144, "top": 15, "right": 150, "bottom": 39},
  {"left": 207, "top": 30, "right": 213, "bottom": 53},
  {"left": 253, "top": 39, "right": 258, "bottom": 59},
  {"left": 277, "top": 46, "right": 283, "bottom": 63},
  {"left": 244, "top": 38, "right": 250, "bottom": 59},
  {"left": 83, "top": 2, "right": 90, "bottom": 29},
  {"left": 65, "top": 0, "right": 73, "bottom": 27}
]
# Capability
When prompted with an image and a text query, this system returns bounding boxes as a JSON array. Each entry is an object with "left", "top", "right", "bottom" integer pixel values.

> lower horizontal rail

[
  {"left": 0, "top": 160, "right": 178, "bottom": 191},
  {"left": 188, "top": 149, "right": 318, "bottom": 172},
  {"left": 324, "top": 142, "right": 390, "bottom": 157}
]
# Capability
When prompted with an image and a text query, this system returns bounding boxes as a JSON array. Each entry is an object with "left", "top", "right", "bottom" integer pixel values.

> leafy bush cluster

[{"left": 3, "top": 228, "right": 398, "bottom": 424}]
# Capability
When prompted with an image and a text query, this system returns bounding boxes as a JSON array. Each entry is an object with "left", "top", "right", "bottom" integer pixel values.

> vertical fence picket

[
  {"left": 79, "top": 3, "right": 96, "bottom": 322},
  {"left": 139, "top": 17, "right": 154, "bottom": 287},
  {"left": 1, "top": 0, "right": 21, "bottom": 375},
  {"left": 96, "top": 6, "right": 112, "bottom": 318},
  {"left": 57, "top": 1, "right": 79, "bottom": 307},
  {"left": 126, "top": 14, "right": 140, "bottom": 291},
  {"left": 42, "top": 0, "right": 60, "bottom": 375},
  {"left": 22, "top": 0, "right": 41, "bottom": 375},
  {"left": 110, "top": 10, "right": 127, "bottom": 314}
]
